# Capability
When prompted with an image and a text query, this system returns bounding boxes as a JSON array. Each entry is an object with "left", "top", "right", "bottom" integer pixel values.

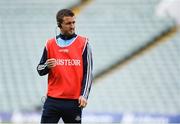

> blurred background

[{"left": 0, "top": 0, "right": 180, "bottom": 123}]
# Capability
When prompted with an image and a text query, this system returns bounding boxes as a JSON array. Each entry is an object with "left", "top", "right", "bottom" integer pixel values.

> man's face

[{"left": 60, "top": 16, "right": 75, "bottom": 36}]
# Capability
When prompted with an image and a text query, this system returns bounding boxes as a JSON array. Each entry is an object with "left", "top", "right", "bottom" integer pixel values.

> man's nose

[
  {"left": 71, "top": 24, "right": 75, "bottom": 28},
  {"left": 70, "top": 26, "right": 75, "bottom": 30},
  {"left": 70, "top": 22, "right": 75, "bottom": 27}
]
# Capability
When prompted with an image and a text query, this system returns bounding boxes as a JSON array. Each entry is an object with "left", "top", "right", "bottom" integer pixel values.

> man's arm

[
  {"left": 81, "top": 43, "right": 93, "bottom": 99},
  {"left": 37, "top": 47, "right": 49, "bottom": 76}
]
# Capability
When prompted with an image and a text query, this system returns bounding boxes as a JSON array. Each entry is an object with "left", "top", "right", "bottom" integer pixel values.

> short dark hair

[{"left": 56, "top": 9, "right": 75, "bottom": 28}]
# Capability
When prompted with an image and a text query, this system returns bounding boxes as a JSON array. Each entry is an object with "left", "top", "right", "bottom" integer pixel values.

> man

[{"left": 37, "top": 9, "right": 93, "bottom": 123}]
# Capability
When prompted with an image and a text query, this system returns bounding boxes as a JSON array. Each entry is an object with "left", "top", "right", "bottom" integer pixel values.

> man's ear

[{"left": 57, "top": 22, "right": 62, "bottom": 28}]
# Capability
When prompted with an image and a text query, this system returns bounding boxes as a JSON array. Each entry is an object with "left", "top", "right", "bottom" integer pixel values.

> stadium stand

[
  {"left": 76, "top": 0, "right": 175, "bottom": 76},
  {"left": 0, "top": 0, "right": 80, "bottom": 112},
  {"left": 86, "top": 31, "right": 180, "bottom": 114},
  {"left": 0, "top": 0, "right": 179, "bottom": 123},
  {"left": 76, "top": 0, "right": 180, "bottom": 122}
]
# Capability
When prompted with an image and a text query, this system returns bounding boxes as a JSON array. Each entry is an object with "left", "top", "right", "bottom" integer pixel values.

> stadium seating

[
  {"left": 85, "top": 31, "right": 180, "bottom": 114},
  {"left": 76, "top": 0, "right": 174, "bottom": 75},
  {"left": 76, "top": 0, "right": 179, "bottom": 116},
  {"left": 0, "top": 0, "right": 179, "bottom": 118},
  {"left": 0, "top": 0, "right": 80, "bottom": 112}
]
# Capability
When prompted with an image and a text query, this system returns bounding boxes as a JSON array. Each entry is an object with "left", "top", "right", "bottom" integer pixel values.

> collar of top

[{"left": 56, "top": 33, "right": 77, "bottom": 40}]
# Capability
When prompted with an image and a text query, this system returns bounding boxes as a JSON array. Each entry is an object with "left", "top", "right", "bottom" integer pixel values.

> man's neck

[{"left": 58, "top": 33, "right": 77, "bottom": 40}]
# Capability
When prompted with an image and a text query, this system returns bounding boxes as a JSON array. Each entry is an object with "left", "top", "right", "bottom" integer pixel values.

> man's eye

[{"left": 66, "top": 22, "right": 75, "bottom": 25}]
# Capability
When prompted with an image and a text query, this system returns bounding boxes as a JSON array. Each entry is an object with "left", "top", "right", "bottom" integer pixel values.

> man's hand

[
  {"left": 78, "top": 96, "right": 87, "bottom": 108},
  {"left": 46, "top": 58, "right": 56, "bottom": 69}
]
